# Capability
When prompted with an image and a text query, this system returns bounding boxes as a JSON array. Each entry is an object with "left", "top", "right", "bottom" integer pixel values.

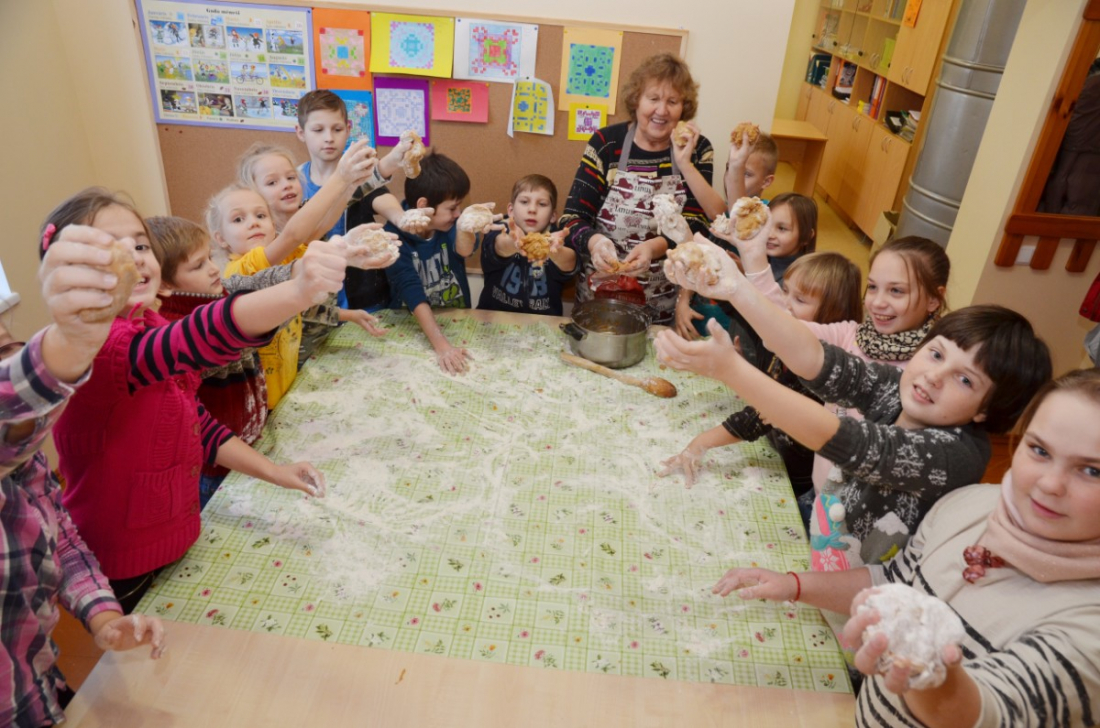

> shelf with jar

[{"left": 797, "top": 0, "right": 953, "bottom": 236}]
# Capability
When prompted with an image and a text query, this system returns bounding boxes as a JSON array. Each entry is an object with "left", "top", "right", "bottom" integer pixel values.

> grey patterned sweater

[{"left": 803, "top": 344, "right": 990, "bottom": 570}]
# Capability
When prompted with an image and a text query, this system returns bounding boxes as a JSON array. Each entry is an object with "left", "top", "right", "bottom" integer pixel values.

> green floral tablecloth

[{"left": 138, "top": 312, "right": 850, "bottom": 693}]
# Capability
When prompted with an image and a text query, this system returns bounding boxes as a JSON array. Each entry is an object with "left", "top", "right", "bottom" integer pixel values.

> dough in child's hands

[
  {"left": 651, "top": 193, "right": 692, "bottom": 246},
  {"left": 518, "top": 231, "right": 552, "bottom": 265},
  {"left": 400, "top": 130, "right": 426, "bottom": 178},
  {"left": 78, "top": 239, "right": 138, "bottom": 323},
  {"left": 672, "top": 121, "right": 693, "bottom": 148},
  {"left": 345, "top": 226, "right": 400, "bottom": 255},
  {"left": 711, "top": 214, "right": 733, "bottom": 236},
  {"left": 731, "top": 197, "right": 769, "bottom": 240},
  {"left": 457, "top": 203, "right": 496, "bottom": 234},
  {"left": 730, "top": 122, "right": 760, "bottom": 148},
  {"left": 858, "top": 584, "right": 965, "bottom": 690},
  {"left": 665, "top": 240, "right": 723, "bottom": 286},
  {"left": 399, "top": 208, "right": 432, "bottom": 235}
]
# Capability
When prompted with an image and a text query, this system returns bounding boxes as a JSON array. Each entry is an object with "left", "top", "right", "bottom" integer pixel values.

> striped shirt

[
  {"left": 55, "top": 293, "right": 272, "bottom": 579},
  {"left": 860, "top": 485, "right": 1100, "bottom": 727},
  {"left": 1, "top": 331, "right": 120, "bottom": 727},
  {"left": 559, "top": 121, "right": 715, "bottom": 254}
]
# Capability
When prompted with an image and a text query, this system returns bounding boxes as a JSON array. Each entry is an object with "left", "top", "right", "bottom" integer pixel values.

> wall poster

[{"left": 136, "top": 0, "right": 313, "bottom": 131}]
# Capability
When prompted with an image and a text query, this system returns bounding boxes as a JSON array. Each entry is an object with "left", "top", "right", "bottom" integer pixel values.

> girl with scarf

[
  {"left": 657, "top": 237, "right": 1051, "bottom": 639},
  {"left": 711, "top": 368, "right": 1100, "bottom": 727},
  {"left": 705, "top": 229, "right": 956, "bottom": 571}
]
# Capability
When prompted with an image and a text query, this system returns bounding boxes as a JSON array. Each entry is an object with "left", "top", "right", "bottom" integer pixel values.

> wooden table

[
  {"left": 771, "top": 119, "right": 829, "bottom": 198},
  {"left": 65, "top": 309, "right": 855, "bottom": 726},
  {"left": 64, "top": 621, "right": 854, "bottom": 727}
]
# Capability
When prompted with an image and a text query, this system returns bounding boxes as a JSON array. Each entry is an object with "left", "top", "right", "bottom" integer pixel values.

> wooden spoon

[{"left": 560, "top": 352, "right": 678, "bottom": 398}]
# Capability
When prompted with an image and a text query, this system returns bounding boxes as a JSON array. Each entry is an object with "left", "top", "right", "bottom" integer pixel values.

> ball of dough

[
  {"left": 346, "top": 226, "right": 399, "bottom": 255},
  {"left": 666, "top": 240, "right": 722, "bottom": 286},
  {"left": 730, "top": 122, "right": 760, "bottom": 148},
  {"left": 651, "top": 193, "right": 692, "bottom": 245},
  {"left": 400, "top": 130, "right": 426, "bottom": 178},
  {"left": 711, "top": 214, "right": 733, "bottom": 236},
  {"left": 78, "top": 239, "right": 139, "bottom": 323},
  {"left": 731, "top": 196, "right": 769, "bottom": 240},
  {"left": 518, "top": 231, "right": 552, "bottom": 265},
  {"left": 399, "top": 208, "right": 432, "bottom": 234},
  {"left": 457, "top": 203, "right": 496, "bottom": 234},
  {"left": 672, "top": 121, "right": 693, "bottom": 148},
  {"left": 858, "top": 584, "right": 965, "bottom": 690}
]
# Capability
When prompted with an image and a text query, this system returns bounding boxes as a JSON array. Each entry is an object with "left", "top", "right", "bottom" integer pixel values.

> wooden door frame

[{"left": 995, "top": 0, "right": 1100, "bottom": 272}]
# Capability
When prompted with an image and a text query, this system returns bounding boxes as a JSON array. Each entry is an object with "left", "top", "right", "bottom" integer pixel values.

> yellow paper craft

[
  {"left": 567, "top": 103, "right": 607, "bottom": 141},
  {"left": 558, "top": 27, "right": 623, "bottom": 114},
  {"left": 370, "top": 12, "right": 454, "bottom": 78}
]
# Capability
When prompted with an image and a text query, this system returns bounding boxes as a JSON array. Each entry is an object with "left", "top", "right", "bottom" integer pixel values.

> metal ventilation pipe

[{"left": 895, "top": 0, "right": 1027, "bottom": 245}]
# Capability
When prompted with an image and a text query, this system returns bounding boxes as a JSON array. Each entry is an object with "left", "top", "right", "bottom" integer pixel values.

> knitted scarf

[
  {"left": 854, "top": 315, "right": 935, "bottom": 361},
  {"left": 968, "top": 473, "right": 1100, "bottom": 583}
]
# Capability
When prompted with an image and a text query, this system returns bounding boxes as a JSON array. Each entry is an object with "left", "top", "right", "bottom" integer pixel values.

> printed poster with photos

[
  {"left": 452, "top": 17, "right": 538, "bottom": 84},
  {"left": 136, "top": 0, "right": 313, "bottom": 131}
]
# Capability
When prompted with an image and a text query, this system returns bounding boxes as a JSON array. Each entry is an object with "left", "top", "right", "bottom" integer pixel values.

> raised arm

[
  {"left": 126, "top": 242, "right": 346, "bottom": 389},
  {"left": 265, "top": 141, "right": 377, "bottom": 264},
  {"left": 655, "top": 320, "right": 840, "bottom": 451},
  {"left": 37, "top": 226, "right": 127, "bottom": 383},
  {"left": 672, "top": 124, "right": 725, "bottom": 220},
  {"left": 666, "top": 234, "right": 826, "bottom": 380}
]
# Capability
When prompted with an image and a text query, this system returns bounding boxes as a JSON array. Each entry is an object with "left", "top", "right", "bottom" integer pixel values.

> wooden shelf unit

[{"left": 798, "top": 0, "right": 953, "bottom": 237}]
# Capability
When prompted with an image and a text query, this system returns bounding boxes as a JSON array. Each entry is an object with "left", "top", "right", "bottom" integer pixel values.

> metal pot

[{"left": 559, "top": 299, "right": 650, "bottom": 369}]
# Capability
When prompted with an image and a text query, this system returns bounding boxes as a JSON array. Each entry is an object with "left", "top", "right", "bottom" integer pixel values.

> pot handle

[{"left": 559, "top": 322, "right": 587, "bottom": 341}]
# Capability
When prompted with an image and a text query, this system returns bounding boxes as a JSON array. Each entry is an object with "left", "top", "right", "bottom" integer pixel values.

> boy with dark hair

[
  {"left": 478, "top": 174, "right": 577, "bottom": 316},
  {"left": 294, "top": 89, "right": 410, "bottom": 310},
  {"left": 384, "top": 152, "right": 478, "bottom": 374}
]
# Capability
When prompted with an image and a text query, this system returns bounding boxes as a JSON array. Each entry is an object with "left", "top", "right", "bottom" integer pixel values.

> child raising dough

[
  {"left": 209, "top": 141, "right": 390, "bottom": 407},
  {"left": 46, "top": 188, "right": 347, "bottom": 612},
  {"left": 236, "top": 142, "right": 397, "bottom": 369},
  {"left": 2, "top": 231, "right": 165, "bottom": 727},
  {"left": 384, "top": 152, "right": 501, "bottom": 375},
  {"left": 477, "top": 174, "right": 577, "bottom": 316},
  {"left": 658, "top": 235, "right": 1051, "bottom": 630},
  {"left": 723, "top": 226, "right": 955, "bottom": 528},
  {"left": 713, "top": 368, "right": 1100, "bottom": 727},
  {"left": 661, "top": 251, "right": 862, "bottom": 518},
  {"left": 291, "top": 90, "right": 423, "bottom": 311},
  {"left": 148, "top": 215, "right": 296, "bottom": 508}
]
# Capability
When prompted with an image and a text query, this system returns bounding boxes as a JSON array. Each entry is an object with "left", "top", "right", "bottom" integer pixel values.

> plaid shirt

[{"left": 1, "top": 331, "right": 120, "bottom": 727}]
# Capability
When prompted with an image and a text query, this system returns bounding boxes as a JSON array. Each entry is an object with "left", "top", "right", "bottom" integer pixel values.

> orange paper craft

[{"left": 313, "top": 7, "right": 372, "bottom": 91}]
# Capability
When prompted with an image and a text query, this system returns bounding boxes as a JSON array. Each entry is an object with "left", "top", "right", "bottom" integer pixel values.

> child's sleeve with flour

[{"left": 802, "top": 343, "right": 903, "bottom": 418}]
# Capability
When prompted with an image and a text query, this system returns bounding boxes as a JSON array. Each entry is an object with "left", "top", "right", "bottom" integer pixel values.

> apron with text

[{"left": 576, "top": 124, "right": 688, "bottom": 325}]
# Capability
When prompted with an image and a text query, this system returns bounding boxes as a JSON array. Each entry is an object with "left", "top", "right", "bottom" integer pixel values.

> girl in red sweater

[{"left": 42, "top": 188, "right": 346, "bottom": 612}]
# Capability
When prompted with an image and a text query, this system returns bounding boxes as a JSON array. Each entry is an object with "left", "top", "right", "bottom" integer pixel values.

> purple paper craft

[{"left": 373, "top": 75, "right": 430, "bottom": 147}]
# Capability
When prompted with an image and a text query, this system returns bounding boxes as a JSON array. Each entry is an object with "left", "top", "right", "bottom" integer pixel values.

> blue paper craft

[
  {"left": 565, "top": 44, "right": 614, "bottom": 99},
  {"left": 334, "top": 90, "right": 376, "bottom": 147},
  {"left": 389, "top": 21, "right": 436, "bottom": 70}
]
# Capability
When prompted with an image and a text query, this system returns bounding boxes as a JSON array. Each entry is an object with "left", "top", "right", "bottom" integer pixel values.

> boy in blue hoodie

[{"left": 384, "top": 152, "right": 480, "bottom": 375}]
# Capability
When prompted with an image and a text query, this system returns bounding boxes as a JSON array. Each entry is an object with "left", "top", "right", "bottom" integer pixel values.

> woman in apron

[{"left": 560, "top": 53, "right": 717, "bottom": 325}]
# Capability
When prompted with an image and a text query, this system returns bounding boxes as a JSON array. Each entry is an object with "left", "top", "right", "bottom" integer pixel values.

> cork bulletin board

[{"left": 150, "top": 3, "right": 688, "bottom": 270}]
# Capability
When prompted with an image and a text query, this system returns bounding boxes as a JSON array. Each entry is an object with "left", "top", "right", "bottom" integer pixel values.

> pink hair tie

[{"left": 41, "top": 223, "right": 57, "bottom": 252}]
